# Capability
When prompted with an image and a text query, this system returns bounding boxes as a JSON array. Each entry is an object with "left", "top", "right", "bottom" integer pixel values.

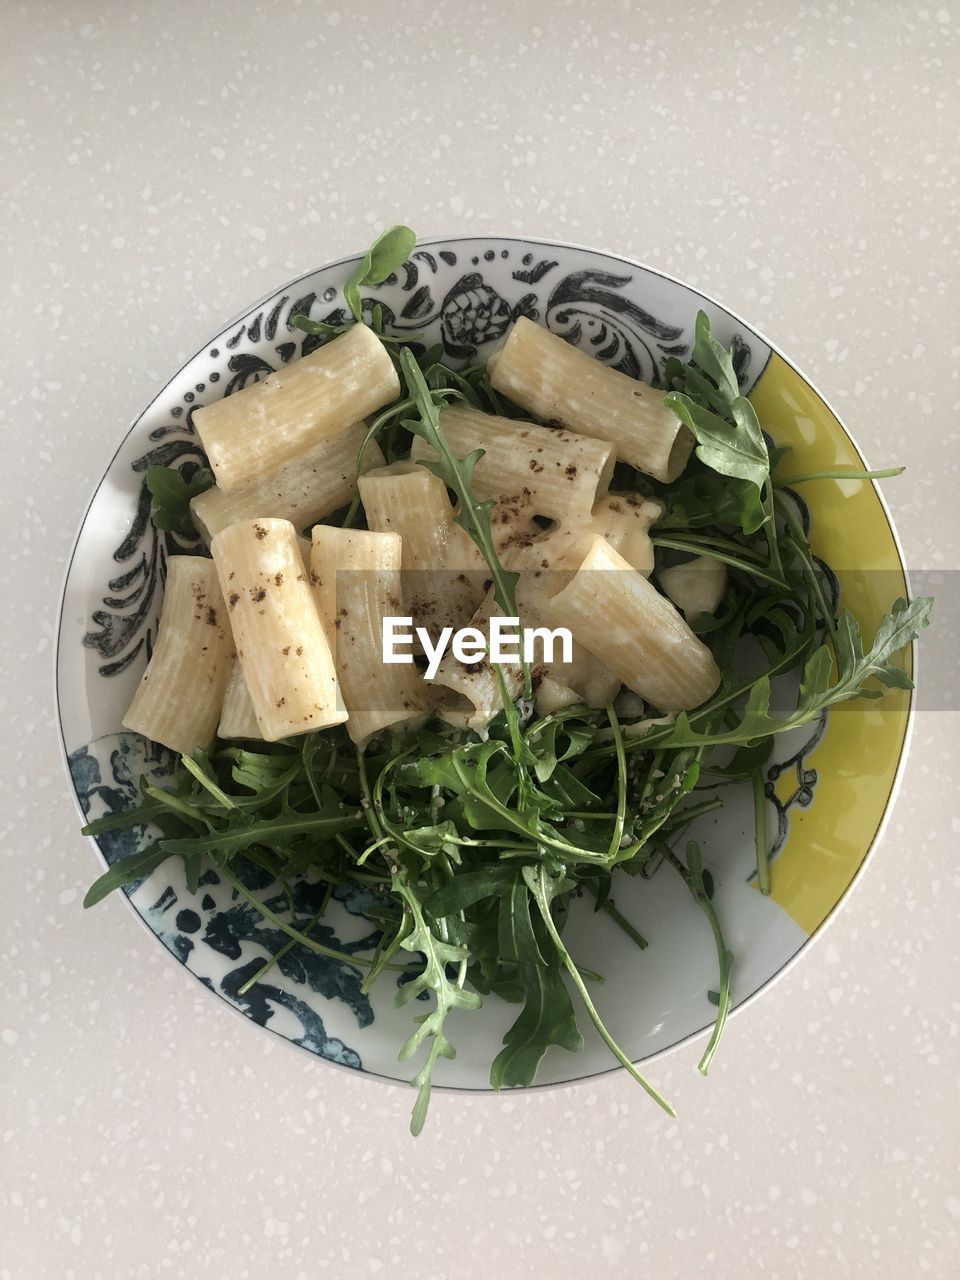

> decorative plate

[{"left": 56, "top": 237, "right": 914, "bottom": 1091}]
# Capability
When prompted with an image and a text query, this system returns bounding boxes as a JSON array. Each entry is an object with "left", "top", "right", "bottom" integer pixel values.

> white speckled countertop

[{"left": 2, "top": 2, "right": 958, "bottom": 1276}]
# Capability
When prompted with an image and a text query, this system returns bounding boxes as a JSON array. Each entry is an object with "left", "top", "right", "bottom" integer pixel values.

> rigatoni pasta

[
  {"left": 195, "top": 324, "right": 399, "bottom": 492},
  {"left": 545, "top": 535, "right": 722, "bottom": 713},
  {"left": 432, "top": 594, "right": 525, "bottom": 731},
  {"left": 508, "top": 541, "right": 622, "bottom": 709},
  {"left": 122, "top": 556, "right": 235, "bottom": 756},
  {"left": 358, "top": 462, "right": 487, "bottom": 634},
  {"left": 488, "top": 316, "right": 693, "bottom": 483},
  {"left": 409, "top": 404, "right": 614, "bottom": 521},
  {"left": 310, "top": 526, "right": 427, "bottom": 745},
  {"left": 191, "top": 424, "right": 384, "bottom": 542},
  {"left": 210, "top": 518, "right": 346, "bottom": 741},
  {"left": 217, "top": 658, "right": 262, "bottom": 741}
]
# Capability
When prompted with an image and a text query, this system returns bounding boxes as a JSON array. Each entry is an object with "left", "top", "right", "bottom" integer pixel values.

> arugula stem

[
  {"left": 532, "top": 866, "right": 674, "bottom": 1115},
  {"left": 587, "top": 884, "right": 648, "bottom": 950},
  {"left": 752, "top": 771, "right": 771, "bottom": 895},
  {"left": 604, "top": 704, "right": 628, "bottom": 861},
  {"left": 659, "top": 795, "right": 724, "bottom": 830},
  {"left": 774, "top": 492, "right": 837, "bottom": 634},
  {"left": 219, "top": 864, "right": 414, "bottom": 973},
  {"left": 663, "top": 846, "right": 732, "bottom": 1075},
  {"left": 775, "top": 466, "right": 904, "bottom": 486},
  {"left": 142, "top": 785, "right": 210, "bottom": 827},
  {"left": 237, "top": 896, "right": 331, "bottom": 995},
  {"left": 653, "top": 535, "right": 788, "bottom": 590},
  {"left": 651, "top": 529, "right": 767, "bottom": 562}
]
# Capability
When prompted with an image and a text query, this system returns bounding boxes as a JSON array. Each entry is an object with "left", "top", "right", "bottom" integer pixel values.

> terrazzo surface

[{"left": 2, "top": 1, "right": 958, "bottom": 1276}]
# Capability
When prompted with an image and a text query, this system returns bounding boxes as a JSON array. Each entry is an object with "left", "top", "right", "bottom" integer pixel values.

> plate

[{"left": 56, "top": 237, "right": 914, "bottom": 1090}]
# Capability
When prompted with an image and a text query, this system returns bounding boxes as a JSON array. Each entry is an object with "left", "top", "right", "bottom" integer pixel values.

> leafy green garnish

[
  {"left": 646, "top": 596, "right": 931, "bottom": 751},
  {"left": 145, "top": 465, "right": 214, "bottom": 537},
  {"left": 662, "top": 311, "right": 772, "bottom": 539},
  {"left": 392, "top": 873, "right": 482, "bottom": 1136},
  {"left": 397, "top": 347, "right": 522, "bottom": 623},
  {"left": 344, "top": 225, "right": 417, "bottom": 323},
  {"left": 490, "top": 956, "right": 583, "bottom": 1088},
  {"left": 663, "top": 394, "right": 769, "bottom": 533}
]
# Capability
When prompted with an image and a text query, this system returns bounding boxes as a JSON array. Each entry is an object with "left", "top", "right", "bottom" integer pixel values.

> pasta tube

[
  {"left": 210, "top": 518, "right": 347, "bottom": 740},
  {"left": 509, "top": 544, "right": 621, "bottom": 709},
  {"left": 122, "top": 556, "right": 235, "bottom": 755},
  {"left": 433, "top": 595, "right": 525, "bottom": 731},
  {"left": 659, "top": 556, "right": 728, "bottom": 619},
  {"left": 546, "top": 535, "right": 721, "bottom": 713},
  {"left": 434, "top": 561, "right": 619, "bottom": 730},
  {"left": 358, "top": 462, "right": 487, "bottom": 634},
  {"left": 195, "top": 324, "right": 399, "bottom": 491},
  {"left": 191, "top": 424, "right": 384, "bottom": 542},
  {"left": 488, "top": 317, "right": 693, "bottom": 483},
  {"left": 217, "top": 658, "right": 262, "bottom": 740},
  {"left": 310, "top": 526, "right": 427, "bottom": 745},
  {"left": 408, "top": 404, "right": 614, "bottom": 521}
]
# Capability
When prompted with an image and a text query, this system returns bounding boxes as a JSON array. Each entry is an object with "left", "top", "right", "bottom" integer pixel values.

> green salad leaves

[
  {"left": 82, "top": 231, "right": 932, "bottom": 1134},
  {"left": 343, "top": 225, "right": 417, "bottom": 323},
  {"left": 145, "top": 464, "right": 214, "bottom": 536}
]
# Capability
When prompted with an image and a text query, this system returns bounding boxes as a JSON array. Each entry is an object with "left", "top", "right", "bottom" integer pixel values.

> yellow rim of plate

[{"left": 748, "top": 355, "right": 912, "bottom": 936}]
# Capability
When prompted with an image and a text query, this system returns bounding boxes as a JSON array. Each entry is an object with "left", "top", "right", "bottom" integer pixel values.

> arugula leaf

[
  {"left": 425, "top": 867, "right": 518, "bottom": 917},
  {"left": 690, "top": 309, "right": 740, "bottom": 403},
  {"left": 145, "top": 465, "right": 214, "bottom": 537},
  {"left": 658, "top": 597, "right": 931, "bottom": 749},
  {"left": 392, "top": 876, "right": 481, "bottom": 1136},
  {"left": 397, "top": 348, "right": 523, "bottom": 631},
  {"left": 663, "top": 393, "right": 768, "bottom": 533},
  {"left": 344, "top": 225, "right": 416, "bottom": 323},
  {"left": 655, "top": 468, "right": 762, "bottom": 532},
  {"left": 524, "top": 863, "right": 675, "bottom": 1114},
  {"left": 291, "top": 316, "right": 350, "bottom": 339},
  {"left": 525, "top": 710, "right": 598, "bottom": 783},
  {"left": 157, "top": 808, "right": 365, "bottom": 861},
  {"left": 498, "top": 878, "right": 547, "bottom": 966},
  {"left": 83, "top": 842, "right": 171, "bottom": 908},
  {"left": 489, "top": 960, "right": 583, "bottom": 1088},
  {"left": 396, "top": 740, "right": 610, "bottom": 864}
]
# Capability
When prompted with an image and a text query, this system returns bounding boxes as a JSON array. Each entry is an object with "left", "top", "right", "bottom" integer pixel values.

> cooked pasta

[
  {"left": 191, "top": 424, "right": 384, "bottom": 542},
  {"left": 659, "top": 555, "right": 728, "bottom": 619},
  {"left": 527, "top": 492, "right": 663, "bottom": 578},
  {"left": 122, "top": 556, "right": 235, "bottom": 755},
  {"left": 358, "top": 462, "right": 487, "bottom": 635},
  {"left": 310, "top": 526, "right": 427, "bottom": 745},
  {"left": 210, "top": 518, "right": 346, "bottom": 740},
  {"left": 545, "top": 535, "right": 722, "bottom": 712},
  {"left": 217, "top": 657, "right": 262, "bottom": 741},
  {"left": 194, "top": 324, "right": 399, "bottom": 491},
  {"left": 488, "top": 316, "right": 694, "bottom": 482},
  {"left": 409, "top": 404, "right": 614, "bottom": 521}
]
